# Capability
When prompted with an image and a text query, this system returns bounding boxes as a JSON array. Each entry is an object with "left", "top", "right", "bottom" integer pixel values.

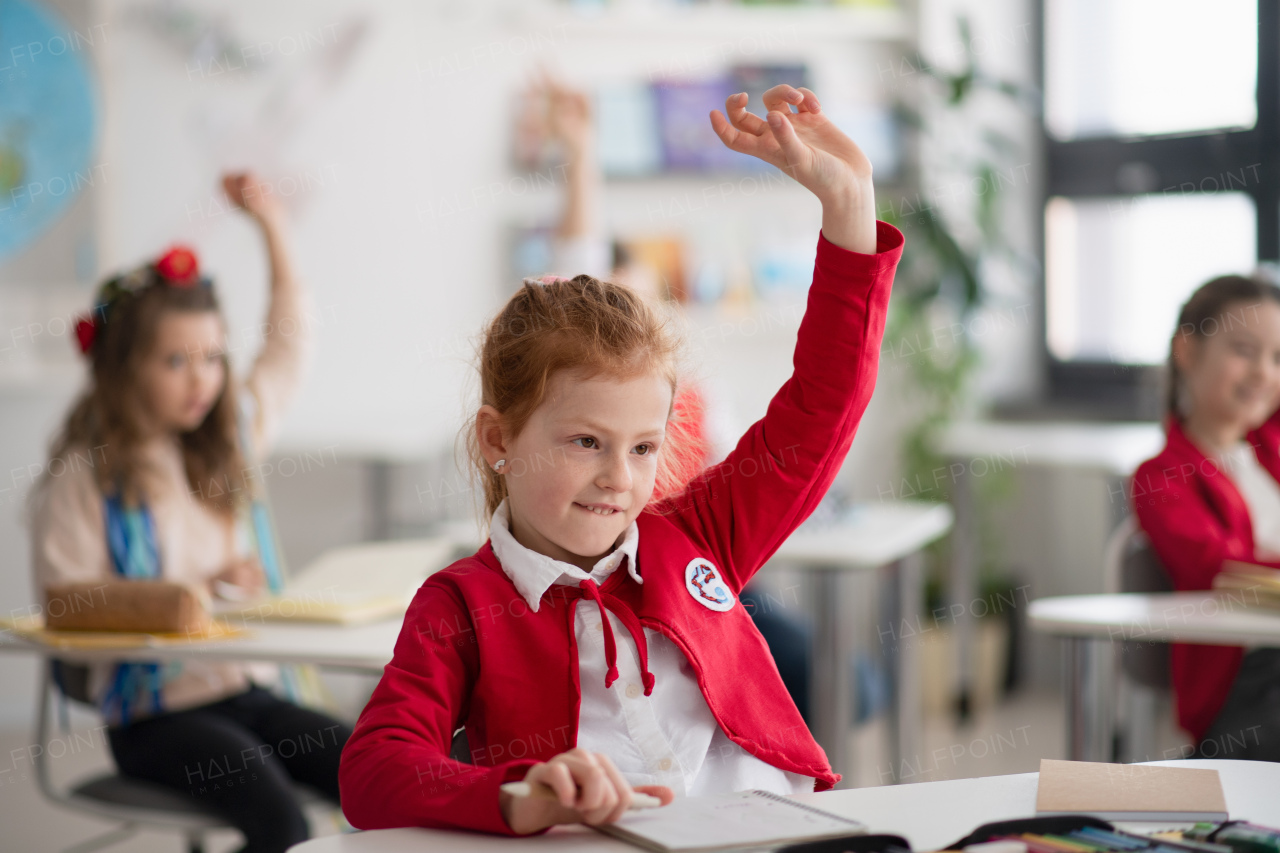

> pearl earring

[{"left": 493, "top": 459, "right": 506, "bottom": 472}]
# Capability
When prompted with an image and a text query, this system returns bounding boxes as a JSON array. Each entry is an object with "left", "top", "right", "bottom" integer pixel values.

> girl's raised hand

[
  {"left": 710, "top": 85, "right": 877, "bottom": 253},
  {"left": 222, "top": 172, "right": 284, "bottom": 225},
  {"left": 710, "top": 85, "right": 870, "bottom": 199},
  {"left": 500, "top": 748, "right": 674, "bottom": 835}
]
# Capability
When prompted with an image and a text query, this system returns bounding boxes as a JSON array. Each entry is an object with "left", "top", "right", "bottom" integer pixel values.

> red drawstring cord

[
  {"left": 601, "top": 592, "right": 656, "bottom": 695},
  {"left": 578, "top": 578, "right": 656, "bottom": 695},
  {"left": 578, "top": 579, "right": 619, "bottom": 687}
]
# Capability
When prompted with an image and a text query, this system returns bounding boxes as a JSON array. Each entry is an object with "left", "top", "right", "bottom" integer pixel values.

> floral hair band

[{"left": 74, "top": 246, "right": 211, "bottom": 355}]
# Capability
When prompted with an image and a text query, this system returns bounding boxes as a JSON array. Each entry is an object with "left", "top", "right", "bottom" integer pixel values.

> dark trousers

[
  {"left": 108, "top": 686, "right": 352, "bottom": 853},
  {"left": 742, "top": 583, "right": 812, "bottom": 723},
  {"left": 1197, "top": 648, "right": 1280, "bottom": 761}
]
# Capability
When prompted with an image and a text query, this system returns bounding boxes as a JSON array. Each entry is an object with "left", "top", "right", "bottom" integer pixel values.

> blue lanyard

[{"left": 100, "top": 494, "right": 167, "bottom": 725}]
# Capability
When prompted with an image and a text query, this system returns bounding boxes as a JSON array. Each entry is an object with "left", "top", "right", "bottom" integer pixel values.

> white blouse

[
  {"left": 1218, "top": 440, "right": 1280, "bottom": 559},
  {"left": 488, "top": 499, "right": 813, "bottom": 797}
]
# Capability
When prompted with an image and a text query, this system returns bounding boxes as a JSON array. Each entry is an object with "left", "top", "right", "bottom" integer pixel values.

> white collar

[{"left": 489, "top": 498, "right": 641, "bottom": 612}]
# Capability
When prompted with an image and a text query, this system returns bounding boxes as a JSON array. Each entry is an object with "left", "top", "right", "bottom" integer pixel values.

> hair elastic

[{"left": 522, "top": 275, "right": 572, "bottom": 288}]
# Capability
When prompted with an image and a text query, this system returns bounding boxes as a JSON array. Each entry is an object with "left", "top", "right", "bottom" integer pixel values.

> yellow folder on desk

[
  {"left": 1212, "top": 564, "right": 1280, "bottom": 608},
  {"left": 216, "top": 537, "right": 455, "bottom": 626},
  {"left": 0, "top": 615, "right": 245, "bottom": 649}
]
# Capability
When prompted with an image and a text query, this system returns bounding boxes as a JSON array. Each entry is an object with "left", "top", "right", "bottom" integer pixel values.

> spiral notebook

[{"left": 596, "top": 789, "right": 866, "bottom": 852}]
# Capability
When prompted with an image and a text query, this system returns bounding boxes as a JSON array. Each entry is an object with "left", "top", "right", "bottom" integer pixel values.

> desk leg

[
  {"left": 1063, "top": 636, "right": 1114, "bottom": 761},
  {"left": 949, "top": 462, "right": 977, "bottom": 722},
  {"left": 882, "top": 553, "right": 923, "bottom": 784},
  {"left": 809, "top": 568, "right": 854, "bottom": 787}
]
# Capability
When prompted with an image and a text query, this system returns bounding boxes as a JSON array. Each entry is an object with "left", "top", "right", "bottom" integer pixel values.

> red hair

[{"left": 465, "top": 275, "right": 704, "bottom": 521}]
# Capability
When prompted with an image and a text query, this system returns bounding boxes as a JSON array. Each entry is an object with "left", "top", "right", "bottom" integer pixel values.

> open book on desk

[
  {"left": 213, "top": 537, "right": 455, "bottom": 626},
  {"left": 597, "top": 789, "right": 866, "bottom": 852}
]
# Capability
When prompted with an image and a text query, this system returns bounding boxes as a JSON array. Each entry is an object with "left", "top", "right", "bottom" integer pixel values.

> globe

[{"left": 0, "top": 0, "right": 99, "bottom": 262}]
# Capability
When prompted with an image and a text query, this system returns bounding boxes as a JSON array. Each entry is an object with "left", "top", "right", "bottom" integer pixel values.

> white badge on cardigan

[{"left": 684, "top": 557, "right": 735, "bottom": 612}]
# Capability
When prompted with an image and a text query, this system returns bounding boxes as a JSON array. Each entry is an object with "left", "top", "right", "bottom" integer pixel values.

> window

[
  {"left": 1045, "top": 0, "right": 1257, "bottom": 140},
  {"left": 1041, "top": 0, "right": 1280, "bottom": 415}
]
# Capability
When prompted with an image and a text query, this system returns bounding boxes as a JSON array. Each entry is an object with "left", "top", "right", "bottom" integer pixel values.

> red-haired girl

[
  {"left": 340, "top": 84, "right": 904, "bottom": 835},
  {"left": 30, "top": 174, "right": 351, "bottom": 853}
]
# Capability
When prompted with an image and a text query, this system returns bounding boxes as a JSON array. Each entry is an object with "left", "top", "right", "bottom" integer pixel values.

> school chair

[
  {"left": 1102, "top": 516, "right": 1173, "bottom": 763},
  {"left": 32, "top": 659, "right": 326, "bottom": 853}
]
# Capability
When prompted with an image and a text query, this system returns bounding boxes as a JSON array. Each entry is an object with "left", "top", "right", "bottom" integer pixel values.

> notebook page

[{"left": 603, "top": 790, "right": 866, "bottom": 851}]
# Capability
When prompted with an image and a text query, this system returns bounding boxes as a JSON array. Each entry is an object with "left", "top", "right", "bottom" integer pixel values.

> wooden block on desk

[
  {"left": 1036, "top": 759, "right": 1228, "bottom": 822},
  {"left": 44, "top": 581, "right": 211, "bottom": 634}
]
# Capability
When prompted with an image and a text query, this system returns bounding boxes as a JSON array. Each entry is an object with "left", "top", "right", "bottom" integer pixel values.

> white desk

[
  {"left": 766, "top": 501, "right": 954, "bottom": 785},
  {"left": 288, "top": 759, "right": 1280, "bottom": 853},
  {"left": 935, "top": 422, "right": 1165, "bottom": 476},
  {"left": 0, "top": 619, "right": 400, "bottom": 673},
  {"left": 1029, "top": 592, "right": 1280, "bottom": 760},
  {"left": 935, "top": 421, "right": 1164, "bottom": 721}
]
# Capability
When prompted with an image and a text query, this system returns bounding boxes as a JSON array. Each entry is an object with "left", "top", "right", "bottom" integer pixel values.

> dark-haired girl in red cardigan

[
  {"left": 339, "top": 84, "right": 904, "bottom": 835},
  {"left": 1133, "top": 273, "right": 1280, "bottom": 759}
]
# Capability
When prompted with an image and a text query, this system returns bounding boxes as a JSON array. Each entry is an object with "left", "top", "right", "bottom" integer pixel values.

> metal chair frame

[
  {"left": 1102, "top": 516, "right": 1174, "bottom": 763},
  {"left": 33, "top": 659, "right": 330, "bottom": 853}
]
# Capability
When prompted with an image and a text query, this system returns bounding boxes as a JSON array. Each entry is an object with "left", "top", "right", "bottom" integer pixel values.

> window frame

[{"left": 1040, "top": 0, "right": 1280, "bottom": 416}]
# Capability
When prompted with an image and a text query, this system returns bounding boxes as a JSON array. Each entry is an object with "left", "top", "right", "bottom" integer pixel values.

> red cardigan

[
  {"left": 1131, "top": 410, "right": 1280, "bottom": 741},
  {"left": 339, "top": 223, "right": 904, "bottom": 835}
]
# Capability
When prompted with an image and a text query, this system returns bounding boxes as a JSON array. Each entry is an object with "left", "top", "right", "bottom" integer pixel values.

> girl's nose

[{"left": 597, "top": 452, "right": 633, "bottom": 492}]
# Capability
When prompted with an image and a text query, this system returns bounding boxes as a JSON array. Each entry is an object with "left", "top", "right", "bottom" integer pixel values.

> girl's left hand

[
  {"left": 222, "top": 172, "right": 284, "bottom": 224},
  {"left": 709, "top": 85, "right": 872, "bottom": 205},
  {"left": 211, "top": 556, "right": 266, "bottom": 601}
]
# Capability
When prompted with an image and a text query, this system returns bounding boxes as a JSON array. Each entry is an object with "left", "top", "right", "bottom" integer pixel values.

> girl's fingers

[
  {"left": 709, "top": 109, "right": 750, "bottom": 152},
  {"left": 538, "top": 761, "right": 578, "bottom": 809},
  {"left": 594, "top": 754, "right": 633, "bottom": 824},
  {"left": 634, "top": 785, "right": 676, "bottom": 806},
  {"left": 794, "top": 86, "right": 822, "bottom": 114},
  {"left": 765, "top": 110, "right": 808, "bottom": 172},
  {"left": 760, "top": 83, "right": 802, "bottom": 115},
  {"left": 711, "top": 108, "right": 776, "bottom": 165},
  {"left": 568, "top": 752, "right": 611, "bottom": 814},
  {"left": 724, "top": 92, "right": 768, "bottom": 137}
]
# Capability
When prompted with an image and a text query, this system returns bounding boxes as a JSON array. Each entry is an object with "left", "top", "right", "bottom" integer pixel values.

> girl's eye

[
  {"left": 572, "top": 437, "right": 597, "bottom": 449},
  {"left": 633, "top": 444, "right": 652, "bottom": 456},
  {"left": 165, "top": 354, "right": 185, "bottom": 369}
]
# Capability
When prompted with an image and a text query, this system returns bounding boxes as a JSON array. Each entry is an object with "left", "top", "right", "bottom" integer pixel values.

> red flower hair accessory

[
  {"left": 155, "top": 246, "right": 201, "bottom": 286},
  {"left": 74, "top": 316, "right": 97, "bottom": 355}
]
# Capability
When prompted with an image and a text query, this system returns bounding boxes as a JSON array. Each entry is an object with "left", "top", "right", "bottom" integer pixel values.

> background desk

[
  {"left": 0, "top": 619, "right": 400, "bottom": 673},
  {"left": 767, "top": 501, "right": 953, "bottom": 785},
  {"left": 1029, "top": 592, "right": 1280, "bottom": 760},
  {"left": 935, "top": 421, "right": 1164, "bottom": 719},
  {"left": 289, "top": 759, "right": 1280, "bottom": 853}
]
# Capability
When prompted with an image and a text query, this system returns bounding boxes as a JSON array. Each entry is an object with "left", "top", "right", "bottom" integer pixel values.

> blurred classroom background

[{"left": 0, "top": 0, "right": 1271, "bottom": 848}]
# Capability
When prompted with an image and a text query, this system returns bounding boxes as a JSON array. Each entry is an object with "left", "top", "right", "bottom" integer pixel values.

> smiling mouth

[{"left": 575, "top": 503, "right": 620, "bottom": 516}]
